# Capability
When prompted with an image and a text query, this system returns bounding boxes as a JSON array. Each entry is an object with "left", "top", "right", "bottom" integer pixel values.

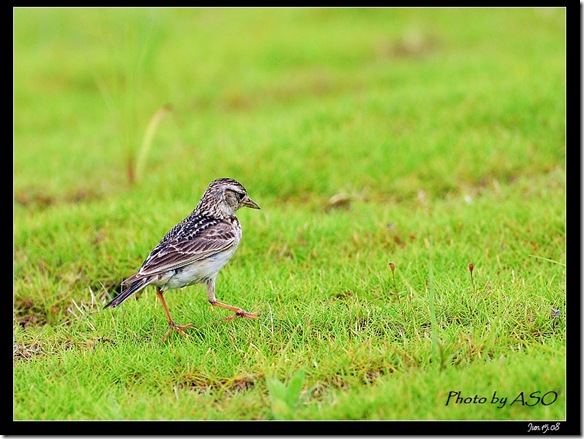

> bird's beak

[{"left": 242, "top": 196, "right": 260, "bottom": 210}]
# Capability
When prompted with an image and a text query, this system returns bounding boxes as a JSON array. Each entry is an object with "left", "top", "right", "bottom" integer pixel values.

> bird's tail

[{"left": 104, "top": 277, "right": 151, "bottom": 309}]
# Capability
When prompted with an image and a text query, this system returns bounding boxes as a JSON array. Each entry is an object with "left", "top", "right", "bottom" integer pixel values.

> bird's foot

[
  {"left": 221, "top": 309, "right": 260, "bottom": 322},
  {"left": 162, "top": 322, "right": 195, "bottom": 341}
]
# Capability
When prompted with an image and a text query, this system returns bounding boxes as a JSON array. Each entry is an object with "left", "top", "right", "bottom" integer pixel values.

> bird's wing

[{"left": 129, "top": 221, "right": 238, "bottom": 279}]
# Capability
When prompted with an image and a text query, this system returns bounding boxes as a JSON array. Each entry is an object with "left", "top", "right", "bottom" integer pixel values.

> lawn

[{"left": 13, "top": 7, "right": 567, "bottom": 431}]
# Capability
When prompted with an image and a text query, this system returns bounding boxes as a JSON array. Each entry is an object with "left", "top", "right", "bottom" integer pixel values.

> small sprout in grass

[
  {"left": 468, "top": 262, "right": 476, "bottom": 293},
  {"left": 266, "top": 369, "right": 305, "bottom": 420},
  {"left": 388, "top": 262, "right": 397, "bottom": 294},
  {"left": 387, "top": 262, "right": 403, "bottom": 305}
]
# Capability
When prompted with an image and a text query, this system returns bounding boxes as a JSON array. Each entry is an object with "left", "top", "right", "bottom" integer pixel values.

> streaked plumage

[{"left": 104, "top": 178, "right": 261, "bottom": 340}]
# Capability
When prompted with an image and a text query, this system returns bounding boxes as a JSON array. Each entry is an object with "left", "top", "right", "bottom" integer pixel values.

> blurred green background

[{"left": 14, "top": 8, "right": 565, "bottom": 204}]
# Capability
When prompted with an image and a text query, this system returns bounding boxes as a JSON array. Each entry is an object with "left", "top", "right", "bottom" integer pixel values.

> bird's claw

[
  {"left": 221, "top": 309, "right": 260, "bottom": 322},
  {"left": 162, "top": 322, "right": 195, "bottom": 341}
]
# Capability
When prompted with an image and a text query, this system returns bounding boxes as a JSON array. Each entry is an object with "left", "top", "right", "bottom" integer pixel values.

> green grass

[{"left": 13, "top": 7, "right": 566, "bottom": 423}]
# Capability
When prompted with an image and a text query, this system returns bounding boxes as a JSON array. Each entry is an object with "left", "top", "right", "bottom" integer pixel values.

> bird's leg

[
  {"left": 156, "top": 289, "right": 194, "bottom": 340},
  {"left": 212, "top": 301, "right": 260, "bottom": 322},
  {"left": 206, "top": 279, "right": 260, "bottom": 322}
]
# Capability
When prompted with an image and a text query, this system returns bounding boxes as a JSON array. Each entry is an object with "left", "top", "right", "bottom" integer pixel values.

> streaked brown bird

[{"left": 104, "top": 178, "right": 261, "bottom": 340}]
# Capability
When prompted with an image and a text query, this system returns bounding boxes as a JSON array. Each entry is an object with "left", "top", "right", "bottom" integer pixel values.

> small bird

[{"left": 104, "top": 178, "right": 261, "bottom": 340}]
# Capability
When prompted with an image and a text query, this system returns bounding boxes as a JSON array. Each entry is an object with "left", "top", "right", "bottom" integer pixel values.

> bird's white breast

[{"left": 161, "top": 231, "right": 241, "bottom": 291}]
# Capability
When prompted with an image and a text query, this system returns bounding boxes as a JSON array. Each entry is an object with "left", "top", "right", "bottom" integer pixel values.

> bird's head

[{"left": 197, "top": 178, "right": 260, "bottom": 218}]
